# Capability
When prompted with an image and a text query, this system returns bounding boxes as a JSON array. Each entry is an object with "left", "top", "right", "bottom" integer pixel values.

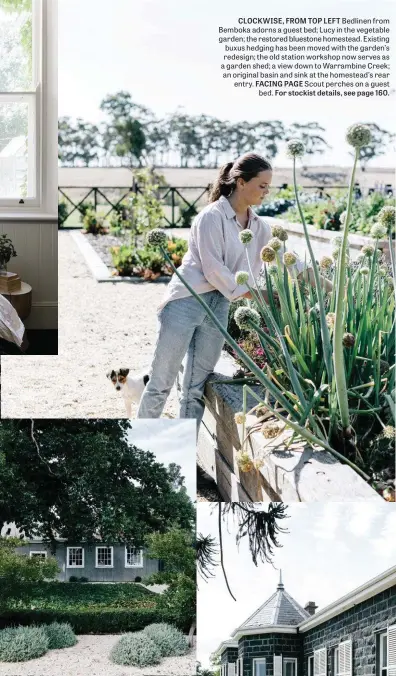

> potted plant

[{"left": 0, "top": 233, "right": 17, "bottom": 273}]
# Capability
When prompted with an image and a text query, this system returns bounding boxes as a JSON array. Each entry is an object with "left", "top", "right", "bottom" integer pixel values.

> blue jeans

[{"left": 136, "top": 290, "right": 230, "bottom": 431}]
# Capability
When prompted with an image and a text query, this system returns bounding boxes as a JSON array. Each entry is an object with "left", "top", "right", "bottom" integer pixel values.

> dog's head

[{"left": 106, "top": 368, "right": 130, "bottom": 391}]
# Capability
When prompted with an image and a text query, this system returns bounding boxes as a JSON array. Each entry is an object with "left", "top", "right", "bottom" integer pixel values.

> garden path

[
  {"left": 0, "top": 232, "right": 179, "bottom": 419},
  {"left": 0, "top": 635, "right": 196, "bottom": 675}
]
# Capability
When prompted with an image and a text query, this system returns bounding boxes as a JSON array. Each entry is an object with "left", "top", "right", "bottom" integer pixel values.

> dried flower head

[
  {"left": 346, "top": 123, "right": 372, "bottom": 148},
  {"left": 271, "top": 225, "right": 288, "bottom": 242},
  {"left": 234, "top": 306, "right": 261, "bottom": 330},
  {"left": 286, "top": 139, "right": 305, "bottom": 158},
  {"left": 283, "top": 252, "right": 297, "bottom": 267},
  {"left": 333, "top": 236, "right": 344, "bottom": 249},
  {"left": 320, "top": 256, "right": 333, "bottom": 270},
  {"left": 235, "top": 271, "right": 249, "bottom": 286},
  {"left": 147, "top": 228, "right": 168, "bottom": 247},
  {"left": 234, "top": 412, "right": 246, "bottom": 425},
  {"left": 267, "top": 237, "right": 282, "bottom": 252},
  {"left": 382, "top": 425, "right": 396, "bottom": 439},
  {"left": 254, "top": 458, "right": 264, "bottom": 470},
  {"left": 380, "top": 360, "right": 390, "bottom": 375},
  {"left": 361, "top": 244, "right": 375, "bottom": 256},
  {"left": 342, "top": 332, "right": 355, "bottom": 348},
  {"left": 261, "top": 246, "right": 276, "bottom": 263},
  {"left": 255, "top": 404, "right": 268, "bottom": 418},
  {"left": 326, "top": 312, "right": 336, "bottom": 329},
  {"left": 370, "top": 223, "right": 387, "bottom": 240},
  {"left": 239, "top": 230, "right": 254, "bottom": 245},
  {"left": 379, "top": 266, "right": 388, "bottom": 277},
  {"left": 332, "top": 248, "right": 340, "bottom": 260},
  {"left": 261, "top": 420, "right": 285, "bottom": 439},
  {"left": 236, "top": 452, "right": 254, "bottom": 473},
  {"left": 377, "top": 206, "right": 395, "bottom": 230},
  {"left": 359, "top": 267, "right": 370, "bottom": 276}
]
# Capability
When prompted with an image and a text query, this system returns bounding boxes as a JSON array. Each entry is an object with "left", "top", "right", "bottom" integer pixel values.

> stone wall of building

[{"left": 238, "top": 633, "right": 302, "bottom": 676}]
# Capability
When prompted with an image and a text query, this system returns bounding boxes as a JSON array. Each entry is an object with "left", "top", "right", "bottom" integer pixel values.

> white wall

[{"left": 0, "top": 221, "right": 58, "bottom": 329}]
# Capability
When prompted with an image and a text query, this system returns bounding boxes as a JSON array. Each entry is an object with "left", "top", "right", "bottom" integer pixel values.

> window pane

[
  {"left": 0, "top": 100, "right": 35, "bottom": 199},
  {"left": 381, "top": 634, "right": 387, "bottom": 667},
  {"left": 97, "top": 547, "right": 112, "bottom": 566},
  {"left": 68, "top": 548, "right": 83, "bottom": 567},
  {"left": 285, "top": 662, "right": 295, "bottom": 676},
  {"left": 255, "top": 661, "right": 266, "bottom": 676},
  {"left": 0, "top": 0, "right": 33, "bottom": 92}
]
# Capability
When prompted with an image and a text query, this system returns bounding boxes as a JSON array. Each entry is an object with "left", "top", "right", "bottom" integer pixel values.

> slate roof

[{"left": 234, "top": 576, "right": 310, "bottom": 633}]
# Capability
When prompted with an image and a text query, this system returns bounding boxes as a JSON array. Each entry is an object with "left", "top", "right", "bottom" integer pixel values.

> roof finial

[{"left": 277, "top": 569, "right": 284, "bottom": 590}]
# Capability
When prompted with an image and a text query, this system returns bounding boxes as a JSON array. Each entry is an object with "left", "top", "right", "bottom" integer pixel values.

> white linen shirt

[{"left": 158, "top": 195, "right": 303, "bottom": 311}]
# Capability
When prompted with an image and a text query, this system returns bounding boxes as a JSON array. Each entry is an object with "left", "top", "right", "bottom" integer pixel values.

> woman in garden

[{"left": 137, "top": 152, "right": 306, "bottom": 428}]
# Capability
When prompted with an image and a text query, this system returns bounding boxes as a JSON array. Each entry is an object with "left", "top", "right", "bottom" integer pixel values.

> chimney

[{"left": 304, "top": 601, "right": 318, "bottom": 616}]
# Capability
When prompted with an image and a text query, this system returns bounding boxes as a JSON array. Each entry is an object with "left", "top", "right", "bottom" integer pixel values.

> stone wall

[{"left": 238, "top": 633, "right": 302, "bottom": 676}]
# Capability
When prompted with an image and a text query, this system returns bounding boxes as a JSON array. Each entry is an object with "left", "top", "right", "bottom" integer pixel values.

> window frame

[
  {"left": 308, "top": 655, "right": 314, "bottom": 676},
  {"left": 253, "top": 657, "right": 267, "bottom": 676},
  {"left": 66, "top": 546, "right": 85, "bottom": 569},
  {"left": 379, "top": 631, "right": 387, "bottom": 676},
  {"left": 95, "top": 546, "right": 114, "bottom": 569},
  {"left": 125, "top": 547, "right": 144, "bottom": 568},
  {"left": 283, "top": 657, "right": 297, "bottom": 676},
  {"left": 29, "top": 550, "right": 47, "bottom": 559}
]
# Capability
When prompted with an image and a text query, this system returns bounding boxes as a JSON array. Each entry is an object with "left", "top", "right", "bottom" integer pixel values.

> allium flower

[
  {"left": 239, "top": 230, "right": 254, "bottom": 245},
  {"left": 380, "top": 360, "right": 390, "bottom": 374},
  {"left": 283, "top": 252, "right": 297, "bottom": 267},
  {"left": 268, "top": 264, "right": 278, "bottom": 277},
  {"left": 256, "top": 404, "right": 268, "bottom": 418},
  {"left": 361, "top": 244, "right": 375, "bottom": 256},
  {"left": 260, "top": 246, "right": 276, "bottom": 263},
  {"left": 320, "top": 256, "right": 333, "bottom": 270},
  {"left": 286, "top": 139, "right": 305, "bottom": 158},
  {"left": 387, "top": 276, "right": 394, "bottom": 286},
  {"left": 346, "top": 123, "right": 372, "bottom": 148},
  {"left": 267, "top": 237, "right": 282, "bottom": 251},
  {"left": 370, "top": 223, "right": 387, "bottom": 240},
  {"left": 271, "top": 225, "right": 288, "bottom": 242},
  {"left": 382, "top": 425, "right": 396, "bottom": 439},
  {"left": 261, "top": 420, "right": 285, "bottom": 439},
  {"left": 379, "top": 266, "right": 388, "bottom": 277},
  {"left": 332, "top": 248, "right": 339, "bottom": 260},
  {"left": 342, "top": 332, "right": 355, "bottom": 348},
  {"left": 236, "top": 452, "right": 254, "bottom": 473},
  {"left": 333, "top": 235, "right": 344, "bottom": 248},
  {"left": 377, "top": 205, "right": 396, "bottom": 230},
  {"left": 359, "top": 267, "right": 370, "bottom": 275},
  {"left": 234, "top": 412, "right": 246, "bottom": 425},
  {"left": 147, "top": 228, "right": 168, "bottom": 247},
  {"left": 235, "top": 271, "right": 249, "bottom": 286},
  {"left": 234, "top": 306, "right": 261, "bottom": 329},
  {"left": 326, "top": 312, "right": 336, "bottom": 329}
]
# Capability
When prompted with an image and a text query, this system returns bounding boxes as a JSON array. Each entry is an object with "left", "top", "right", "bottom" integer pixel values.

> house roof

[{"left": 231, "top": 572, "right": 310, "bottom": 636}]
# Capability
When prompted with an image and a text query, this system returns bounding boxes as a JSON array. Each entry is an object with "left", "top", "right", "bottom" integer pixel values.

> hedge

[{"left": 0, "top": 607, "right": 166, "bottom": 635}]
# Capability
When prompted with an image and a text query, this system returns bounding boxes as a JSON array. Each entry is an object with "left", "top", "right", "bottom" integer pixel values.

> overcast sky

[
  {"left": 197, "top": 502, "right": 396, "bottom": 667},
  {"left": 59, "top": 0, "right": 395, "bottom": 167},
  {"left": 127, "top": 419, "right": 196, "bottom": 499}
]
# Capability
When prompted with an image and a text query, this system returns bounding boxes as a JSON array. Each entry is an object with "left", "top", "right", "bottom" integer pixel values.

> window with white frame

[
  {"left": 284, "top": 657, "right": 297, "bottom": 676},
  {"left": 0, "top": 0, "right": 56, "bottom": 212},
  {"left": 380, "top": 625, "right": 396, "bottom": 676},
  {"left": 30, "top": 551, "right": 47, "bottom": 559},
  {"left": 96, "top": 546, "right": 113, "bottom": 568},
  {"left": 308, "top": 655, "right": 314, "bottom": 676},
  {"left": 67, "top": 547, "right": 84, "bottom": 568},
  {"left": 379, "top": 633, "right": 387, "bottom": 676},
  {"left": 253, "top": 658, "right": 266, "bottom": 676},
  {"left": 221, "top": 664, "right": 228, "bottom": 676},
  {"left": 237, "top": 657, "right": 243, "bottom": 676},
  {"left": 125, "top": 547, "right": 143, "bottom": 568}
]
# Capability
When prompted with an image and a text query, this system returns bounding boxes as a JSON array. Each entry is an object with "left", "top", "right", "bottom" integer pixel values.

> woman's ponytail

[{"left": 208, "top": 161, "right": 235, "bottom": 202}]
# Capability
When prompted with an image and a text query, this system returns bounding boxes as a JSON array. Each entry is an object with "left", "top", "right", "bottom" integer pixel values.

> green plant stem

[{"left": 333, "top": 149, "right": 359, "bottom": 435}]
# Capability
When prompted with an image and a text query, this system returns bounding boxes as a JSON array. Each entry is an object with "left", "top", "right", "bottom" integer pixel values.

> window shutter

[
  {"left": 274, "top": 655, "right": 283, "bottom": 676},
  {"left": 314, "top": 648, "right": 327, "bottom": 676},
  {"left": 388, "top": 624, "right": 396, "bottom": 676},
  {"left": 339, "top": 640, "right": 352, "bottom": 676},
  {"left": 228, "top": 664, "right": 236, "bottom": 676}
]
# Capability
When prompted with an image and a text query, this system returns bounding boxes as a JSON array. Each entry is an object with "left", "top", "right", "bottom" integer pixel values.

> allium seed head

[
  {"left": 235, "top": 271, "right": 249, "bottom": 286},
  {"left": 370, "top": 223, "right": 387, "bottom": 240},
  {"left": 147, "top": 228, "right": 167, "bottom": 247},
  {"left": 382, "top": 425, "right": 396, "bottom": 439},
  {"left": 346, "top": 123, "right": 372, "bottom": 148},
  {"left": 379, "top": 266, "right": 388, "bottom": 277},
  {"left": 361, "top": 244, "right": 375, "bottom": 256},
  {"left": 236, "top": 452, "right": 254, "bottom": 473},
  {"left": 261, "top": 246, "right": 276, "bottom": 263},
  {"left": 387, "top": 276, "right": 394, "bottom": 286},
  {"left": 326, "top": 312, "right": 336, "bottom": 329},
  {"left": 271, "top": 225, "right": 288, "bottom": 242},
  {"left": 261, "top": 420, "right": 285, "bottom": 439},
  {"left": 377, "top": 206, "right": 395, "bottom": 230},
  {"left": 234, "top": 412, "right": 246, "bottom": 425},
  {"left": 333, "top": 235, "right": 344, "bottom": 248},
  {"left": 234, "top": 306, "right": 261, "bottom": 330},
  {"left": 320, "top": 256, "right": 333, "bottom": 270},
  {"left": 267, "top": 237, "right": 282, "bottom": 251},
  {"left": 286, "top": 139, "right": 305, "bottom": 158},
  {"left": 332, "top": 248, "right": 340, "bottom": 260},
  {"left": 342, "top": 332, "right": 356, "bottom": 348},
  {"left": 283, "top": 252, "right": 297, "bottom": 267},
  {"left": 239, "top": 230, "right": 254, "bottom": 245},
  {"left": 360, "top": 267, "right": 370, "bottom": 275}
]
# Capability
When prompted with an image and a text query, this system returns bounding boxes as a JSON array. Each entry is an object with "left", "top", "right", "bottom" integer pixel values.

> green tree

[
  {"left": 0, "top": 420, "right": 195, "bottom": 549},
  {"left": 100, "top": 91, "right": 154, "bottom": 167},
  {"left": 58, "top": 116, "right": 100, "bottom": 166},
  {"left": 287, "top": 122, "right": 330, "bottom": 157}
]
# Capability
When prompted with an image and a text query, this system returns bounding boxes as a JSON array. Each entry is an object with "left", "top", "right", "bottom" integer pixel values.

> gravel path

[
  {"left": 0, "top": 635, "right": 196, "bottom": 676},
  {"left": 0, "top": 232, "right": 179, "bottom": 419}
]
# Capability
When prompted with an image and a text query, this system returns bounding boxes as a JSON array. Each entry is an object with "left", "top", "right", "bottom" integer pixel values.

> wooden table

[{"left": 0, "top": 282, "right": 32, "bottom": 321}]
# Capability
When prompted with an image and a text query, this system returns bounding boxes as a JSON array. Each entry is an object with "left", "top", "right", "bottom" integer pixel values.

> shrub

[
  {"left": 0, "top": 625, "right": 49, "bottom": 662},
  {"left": 43, "top": 622, "right": 77, "bottom": 650},
  {"left": 110, "top": 631, "right": 161, "bottom": 667},
  {"left": 143, "top": 622, "right": 189, "bottom": 657},
  {"left": 58, "top": 201, "right": 68, "bottom": 227},
  {"left": 134, "top": 576, "right": 142, "bottom": 583},
  {"left": 68, "top": 575, "right": 79, "bottom": 583},
  {"left": 79, "top": 577, "right": 89, "bottom": 583},
  {"left": 82, "top": 208, "right": 106, "bottom": 235},
  {"left": 110, "top": 237, "right": 187, "bottom": 278},
  {"left": 78, "top": 201, "right": 94, "bottom": 223}
]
